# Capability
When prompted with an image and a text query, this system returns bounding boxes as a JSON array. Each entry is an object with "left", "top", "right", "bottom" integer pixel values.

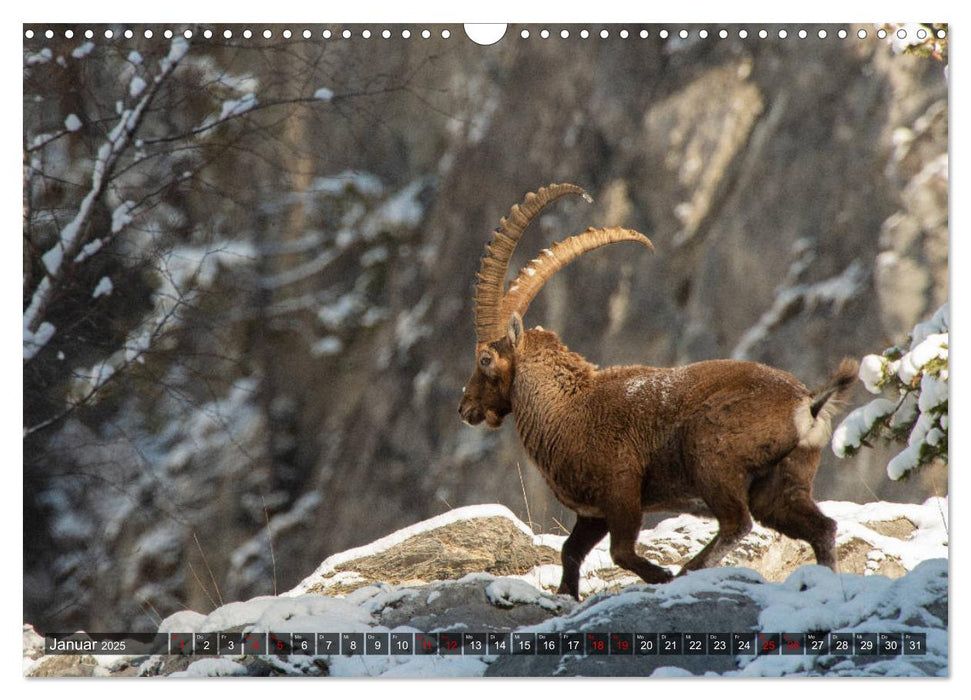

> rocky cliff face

[{"left": 23, "top": 25, "right": 947, "bottom": 633}]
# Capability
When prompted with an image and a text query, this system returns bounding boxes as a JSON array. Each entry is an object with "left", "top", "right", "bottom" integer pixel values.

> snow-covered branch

[
  {"left": 23, "top": 37, "right": 191, "bottom": 362},
  {"left": 832, "top": 304, "right": 948, "bottom": 480},
  {"left": 135, "top": 83, "right": 399, "bottom": 147}
]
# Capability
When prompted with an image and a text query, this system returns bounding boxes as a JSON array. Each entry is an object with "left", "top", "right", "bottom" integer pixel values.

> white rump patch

[{"left": 793, "top": 396, "right": 838, "bottom": 449}]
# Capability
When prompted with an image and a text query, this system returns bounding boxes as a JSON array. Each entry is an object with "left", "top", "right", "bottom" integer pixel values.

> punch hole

[
  {"left": 778, "top": 29, "right": 787, "bottom": 39},
  {"left": 580, "top": 29, "right": 589, "bottom": 39},
  {"left": 204, "top": 29, "right": 212, "bottom": 39},
  {"left": 857, "top": 29, "right": 867, "bottom": 39},
  {"left": 561, "top": 30, "right": 569, "bottom": 39},
  {"left": 85, "top": 30, "right": 93, "bottom": 38},
  {"left": 46, "top": 29, "right": 54, "bottom": 39},
  {"left": 620, "top": 29, "right": 629, "bottom": 39},
  {"left": 798, "top": 29, "right": 807, "bottom": 39},
  {"left": 520, "top": 29, "right": 529, "bottom": 39},
  {"left": 936, "top": 29, "right": 946, "bottom": 39},
  {"left": 641, "top": 30, "right": 649, "bottom": 39},
  {"left": 699, "top": 29, "right": 708, "bottom": 38},
  {"left": 283, "top": 29, "right": 292, "bottom": 39},
  {"left": 719, "top": 29, "right": 728, "bottom": 39},
  {"left": 679, "top": 29, "right": 688, "bottom": 39},
  {"left": 759, "top": 29, "right": 768, "bottom": 39},
  {"left": 224, "top": 30, "right": 232, "bottom": 38},
  {"left": 818, "top": 29, "right": 827, "bottom": 39},
  {"left": 24, "top": 29, "right": 33, "bottom": 38},
  {"left": 144, "top": 30, "right": 153, "bottom": 38},
  {"left": 838, "top": 29, "right": 847, "bottom": 39},
  {"left": 540, "top": 29, "right": 549, "bottom": 39},
  {"left": 183, "top": 30, "right": 192, "bottom": 39},
  {"left": 659, "top": 29, "right": 669, "bottom": 38},
  {"left": 465, "top": 24, "right": 505, "bottom": 45},
  {"left": 65, "top": 30, "right": 74, "bottom": 38},
  {"left": 422, "top": 29, "right": 431, "bottom": 39},
  {"left": 382, "top": 30, "right": 391, "bottom": 39},
  {"left": 125, "top": 29, "right": 134, "bottom": 38},
  {"left": 916, "top": 28, "right": 927, "bottom": 40},
  {"left": 877, "top": 29, "right": 887, "bottom": 39},
  {"left": 738, "top": 29, "right": 747, "bottom": 39},
  {"left": 401, "top": 30, "right": 410, "bottom": 38}
]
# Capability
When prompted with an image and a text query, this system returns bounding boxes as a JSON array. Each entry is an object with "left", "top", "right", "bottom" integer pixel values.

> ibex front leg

[{"left": 558, "top": 516, "right": 608, "bottom": 600}]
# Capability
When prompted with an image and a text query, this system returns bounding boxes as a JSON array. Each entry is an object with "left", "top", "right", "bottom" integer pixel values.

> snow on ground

[
  {"left": 169, "top": 658, "right": 249, "bottom": 677},
  {"left": 156, "top": 559, "right": 946, "bottom": 677},
  {"left": 510, "top": 558, "right": 946, "bottom": 677},
  {"left": 485, "top": 578, "right": 562, "bottom": 611},
  {"left": 195, "top": 500, "right": 946, "bottom": 676},
  {"left": 519, "top": 497, "right": 947, "bottom": 596},
  {"left": 819, "top": 499, "right": 948, "bottom": 570},
  {"left": 27, "top": 499, "right": 948, "bottom": 677},
  {"left": 289, "top": 496, "right": 947, "bottom": 601}
]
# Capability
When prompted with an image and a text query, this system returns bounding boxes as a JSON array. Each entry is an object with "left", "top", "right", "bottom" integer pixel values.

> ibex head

[
  {"left": 458, "top": 312, "right": 524, "bottom": 428},
  {"left": 458, "top": 183, "right": 653, "bottom": 428}
]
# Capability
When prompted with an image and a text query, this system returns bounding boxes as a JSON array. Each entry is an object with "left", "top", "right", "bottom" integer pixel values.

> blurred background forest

[{"left": 23, "top": 24, "right": 947, "bottom": 632}]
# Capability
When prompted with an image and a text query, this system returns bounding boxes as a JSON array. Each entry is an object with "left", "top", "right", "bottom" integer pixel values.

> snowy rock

[
  {"left": 170, "top": 658, "right": 249, "bottom": 677},
  {"left": 24, "top": 500, "right": 947, "bottom": 677},
  {"left": 485, "top": 578, "right": 564, "bottom": 612},
  {"left": 289, "top": 505, "right": 557, "bottom": 597}
]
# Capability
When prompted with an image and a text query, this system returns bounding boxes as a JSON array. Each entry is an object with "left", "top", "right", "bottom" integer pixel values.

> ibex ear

[{"left": 507, "top": 312, "right": 524, "bottom": 350}]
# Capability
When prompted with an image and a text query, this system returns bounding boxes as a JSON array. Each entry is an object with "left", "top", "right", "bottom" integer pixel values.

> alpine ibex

[{"left": 458, "top": 184, "right": 857, "bottom": 599}]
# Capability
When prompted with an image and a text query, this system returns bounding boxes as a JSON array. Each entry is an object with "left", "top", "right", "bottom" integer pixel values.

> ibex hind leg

[
  {"left": 678, "top": 493, "right": 752, "bottom": 574},
  {"left": 749, "top": 450, "right": 838, "bottom": 569},
  {"left": 558, "top": 516, "right": 608, "bottom": 600}
]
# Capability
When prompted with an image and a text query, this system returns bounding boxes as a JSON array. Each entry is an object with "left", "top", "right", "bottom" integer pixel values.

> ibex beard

[{"left": 459, "top": 183, "right": 858, "bottom": 600}]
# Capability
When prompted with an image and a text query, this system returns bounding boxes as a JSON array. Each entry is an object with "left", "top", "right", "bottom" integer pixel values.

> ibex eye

[{"left": 480, "top": 356, "right": 491, "bottom": 367}]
